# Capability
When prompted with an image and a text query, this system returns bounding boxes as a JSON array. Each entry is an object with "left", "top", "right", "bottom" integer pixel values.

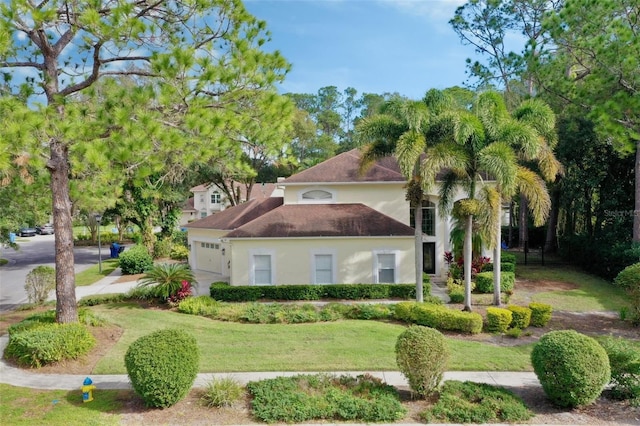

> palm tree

[
  {"left": 138, "top": 263, "right": 195, "bottom": 301},
  {"left": 410, "top": 90, "right": 556, "bottom": 311},
  {"left": 357, "top": 96, "right": 431, "bottom": 302},
  {"left": 479, "top": 95, "right": 561, "bottom": 305}
]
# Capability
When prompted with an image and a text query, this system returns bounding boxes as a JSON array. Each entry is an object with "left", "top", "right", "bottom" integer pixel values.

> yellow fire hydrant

[{"left": 82, "top": 377, "right": 96, "bottom": 402}]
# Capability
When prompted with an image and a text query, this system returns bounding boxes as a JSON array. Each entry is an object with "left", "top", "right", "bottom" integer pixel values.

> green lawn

[
  {"left": 0, "top": 384, "right": 122, "bottom": 426},
  {"left": 515, "top": 263, "right": 629, "bottom": 312},
  {"left": 90, "top": 304, "right": 533, "bottom": 374},
  {"left": 75, "top": 259, "right": 119, "bottom": 286}
]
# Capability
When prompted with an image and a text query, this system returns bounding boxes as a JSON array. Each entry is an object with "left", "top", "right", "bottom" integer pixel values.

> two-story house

[
  {"left": 188, "top": 182, "right": 280, "bottom": 221},
  {"left": 185, "top": 149, "right": 470, "bottom": 284}
]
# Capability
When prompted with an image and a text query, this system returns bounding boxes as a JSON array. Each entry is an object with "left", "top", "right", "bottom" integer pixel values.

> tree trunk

[
  {"left": 634, "top": 139, "right": 640, "bottom": 243},
  {"left": 50, "top": 139, "right": 78, "bottom": 324},
  {"left": 508, "top": 200, "right": 514, "bottom": 248},
  {"left": 414, "top": 204, "right": 424, "bottom": 302},
  {"left": 493, "top": 206, "right": 502, "bottom": 306},
  {"left": 463, "top": 215, "right": 473, "bottom": 312},
  {"left": 545, "top": 185, "right": 561, "bottom": 253},
  {"left": 518, "top": 194, "right": 528, "bottom": 249}
]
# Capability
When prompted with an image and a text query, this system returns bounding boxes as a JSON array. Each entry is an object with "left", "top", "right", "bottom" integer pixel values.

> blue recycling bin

[
  {"left": 9, "top": 232, "right": 16, "bottom": 243},
  {"left": 110, "top": 242, "right": 121, "bottom": 258}
]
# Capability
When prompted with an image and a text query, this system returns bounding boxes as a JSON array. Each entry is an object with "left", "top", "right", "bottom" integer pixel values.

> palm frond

[
  {"left": 476, "top": 186, "right": 501, "bottom": 249},
  {"left": 358, "top": 141, "right": 395, "bottom": 175},
  {"left": 477, "top": 141, "right": 518, "bottom": 196},
  {"left": 499, "top": 121, "right": 540, "bottom": 161},
  {"left": 474, "top": 91, "right": 509, "bottom": 139},
  {"left": 356, "top": 114, "right": 404, "bottom": 143},
  {"left": 421, "top": 142, "right": 470, "bottom": 193},
  {"left": 395, "top": 131, "right": 426, "bottom": 178},
  {"left": 536, "top": 143, "right": 564, "bottom": 182},
  {"left": 402, "top": 100, "right": 430, "bottom": 132},
  {"left": 516, "top": 166, "right": 551, "bottom": 226},
  {"left": 513, "top": 98, "right": 557, "bottom": 148},
  {"left": 423, "top": 88, "right": 454, "bottom": 115},
  {"left": 455, "top": 111, "right": 486, "bottom": 152},
  {"left": 138, "top": 263, "right": 195, "bottom": 300},
  {"left": 438, "top": 170, "right": 463, "bottom": 214}
]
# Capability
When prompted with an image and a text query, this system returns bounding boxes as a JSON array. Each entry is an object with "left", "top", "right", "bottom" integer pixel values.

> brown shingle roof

[
  {"left": 185, "top": 197, "right": 283, "bottom": 230},
  {"left": 224, "top": 204, "right": 414, "bottom": 238},
  {"left": 281, "top": 149, "right": 405, "bottom": 184}
]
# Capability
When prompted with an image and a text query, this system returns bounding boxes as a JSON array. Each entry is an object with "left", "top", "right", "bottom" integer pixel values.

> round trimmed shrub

[
  {"left": 531, "top": 330, "right": 610, "bottom": 408},
  {"left": 614, "top": 262, "right": 640, "bottom": 325},
  {"left": 396, "top": 325, "right": 449, "bottom": 397},
  {"left": 125, "top": 328, "right": 199, "bottom": 408},
  {"left": 119, "top": 244, "right": 153, "bottom": 275}
]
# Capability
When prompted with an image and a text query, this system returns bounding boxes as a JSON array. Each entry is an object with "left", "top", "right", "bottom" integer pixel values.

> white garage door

[{"left": 195, "top": 241, "right": 222, "bottom": 273}]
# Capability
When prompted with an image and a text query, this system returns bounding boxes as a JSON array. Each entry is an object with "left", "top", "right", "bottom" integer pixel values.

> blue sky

[{"left": 244, "top": 0, "right": 474, "bottom": 100}]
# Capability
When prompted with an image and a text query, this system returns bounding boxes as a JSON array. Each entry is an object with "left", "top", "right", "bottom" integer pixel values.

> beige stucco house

[{"left": 185, "top": 149, "right": 470, "bottom": 285}]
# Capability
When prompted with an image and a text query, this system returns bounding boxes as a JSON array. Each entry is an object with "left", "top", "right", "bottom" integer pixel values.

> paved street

[{"left": 0, "top": 234, "right": 104, "bottom": 312}]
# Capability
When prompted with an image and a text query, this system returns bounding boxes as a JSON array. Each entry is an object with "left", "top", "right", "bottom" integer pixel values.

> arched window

[
  {"left": 409, "top": 200, "right": 436, "bottom": 236},
  {"left": 302, "top": 189, "right": 332, "bottom": 200},
  {"left": 298, "top": 188, "right": 336, "bottom": 203}
]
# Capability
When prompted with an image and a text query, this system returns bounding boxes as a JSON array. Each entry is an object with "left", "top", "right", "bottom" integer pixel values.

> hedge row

[
  {"left": 394, "top": 301, "right": 483, "bottom": 334},
  {"left": 485, "top": 303, "right": 552, "bottom": 333},
  {"left": 209, "top": 282, "right": 431, "bottom": 302},
  {"left": 475, "top": 272, "right": 515, "bottom": 294},
  {"left": 482, "top": 262, "right": 515, "bottom": 273}
]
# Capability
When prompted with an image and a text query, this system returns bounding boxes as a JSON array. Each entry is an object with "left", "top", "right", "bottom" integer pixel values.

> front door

[{"left": 423, "top": 242, "right": 436, "bottom": 274}]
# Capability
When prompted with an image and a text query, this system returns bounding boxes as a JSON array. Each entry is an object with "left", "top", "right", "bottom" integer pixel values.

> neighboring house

[
  {"left": 188, "top": 181, "right": 281, "bottom": 220},
  {"left": 185, "top": 149, "right": 474, "bottom": 285},
  {"left": 179, "top": 197, "right": 197, "bottom": 226}
]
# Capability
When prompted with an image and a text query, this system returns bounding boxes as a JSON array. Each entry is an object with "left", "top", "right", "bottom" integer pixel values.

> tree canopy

[{"left": 0, "top": 0, "right": 293, "bottom": 323}]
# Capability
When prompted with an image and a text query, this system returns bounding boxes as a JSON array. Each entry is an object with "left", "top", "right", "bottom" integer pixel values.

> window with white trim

[
  {"left": 314, "top": 254, "right": 333, "bottom": 284},
  {"left": 249, "top": 250, "right": 275, "bottom": 285},
  {"left": 409, "top": 200, "right": 436, "bottom": 236},
  {"left": 211, "top": 192, "right": 221, "bottom": 204},
  {"left": 373, "top": 251, "right": 397, "bottom": 284}
]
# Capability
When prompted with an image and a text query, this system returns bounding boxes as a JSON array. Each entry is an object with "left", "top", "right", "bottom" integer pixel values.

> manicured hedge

[
  {"left": 210, "top": 282, "right": 431, "bottom": 302},
  {"left": 528, "top": 302, "right": 552, "bottom": 327},
  {"left": 475, "top": 272, "right": 515, "bottom": 294},
  {"left": 482, "top": 262, "right": 515, "bottom": 273},
  {"left": 394, "top": 302, "right": 483, "bottom": 334},
  {"left": 500, "top": 252, "right": 517, "bottom": 264},
  {"left": 486, "top": 307, "right": 512, "bottom": 333},
  {"left": 508, "top": 305, "right": 532, "bottom": 329}
]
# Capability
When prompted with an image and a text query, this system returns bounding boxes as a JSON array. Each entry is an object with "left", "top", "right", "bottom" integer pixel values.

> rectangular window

[
  {"left": 314, "top": 254, "right": 333, "bottom": 284},
  {"left": 377, "top": 253, "right": 395, "bottom": 283},
  {"left": 200, "top": 211, "right": 207, "bottom": 218},
  {"left": 211, "top": 192, "right": 220, "bottom": 204},
  {"left": 253, "top": 254, "right": 272, "bottom": 285}
]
